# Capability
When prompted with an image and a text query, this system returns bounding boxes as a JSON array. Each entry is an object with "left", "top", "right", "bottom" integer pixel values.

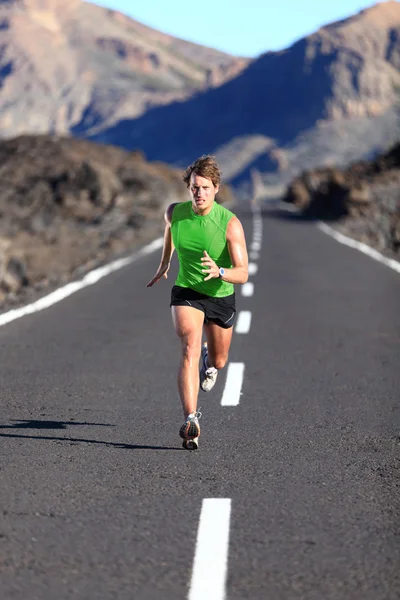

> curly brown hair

[{"left": 183, "top": 155, "right": 222, "bottom": 189}]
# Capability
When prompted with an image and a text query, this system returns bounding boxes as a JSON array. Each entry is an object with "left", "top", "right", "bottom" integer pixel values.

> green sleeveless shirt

[{"left": 171, "top": 201, "right": 235, "bottom": 298}]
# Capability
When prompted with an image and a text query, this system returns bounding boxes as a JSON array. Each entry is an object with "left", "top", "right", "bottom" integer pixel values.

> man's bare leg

[
  {"left": 171, "top": 305, "right": 204, "bottom": 418},
  {"left": 199, "top": 322, "right": 233, "bottom": 392},
  {"left": 204, "top": 322, "right": 233, "bottom": 370}
]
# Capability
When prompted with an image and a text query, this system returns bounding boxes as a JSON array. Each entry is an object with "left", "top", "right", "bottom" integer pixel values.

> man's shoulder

[
  {"left": 226, "top": 213, "right": 245, "bottom": 240},
  {"left": 166, "top": 201, "right": 190, "bottom": 224},
  {"left": 215, "top": 201, "right": 236, "bottom": 220}
]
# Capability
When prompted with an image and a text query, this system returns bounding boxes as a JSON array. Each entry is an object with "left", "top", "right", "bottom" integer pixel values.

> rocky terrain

[
  {"left": 0, "top": 135, "right": 233, "bottom": 309},
  {"left": 282, "top": 141, "right": 400, "bottom": 258},
  {"left": 0, "top": 0, "right": 248, "bottom": 139}
]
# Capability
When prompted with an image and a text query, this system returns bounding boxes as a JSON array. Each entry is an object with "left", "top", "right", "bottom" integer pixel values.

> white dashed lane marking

[
  {"left": 235, "top": 311, "right": 252, "bottom": 334},
  {"left": 251, "top": 241, "right": 261, "bottom": 252},
  {"left": 188, "top": 499, "right": 231, "bottom": 600},
  {"left": 221, "top": 363, "right": 245, "bottom": 406},
  {"left": 241, "top": 282, "right": 254, "bottom": 297},
  {"left": 248, "top": 263, "right": 258, "bottom": 276}
]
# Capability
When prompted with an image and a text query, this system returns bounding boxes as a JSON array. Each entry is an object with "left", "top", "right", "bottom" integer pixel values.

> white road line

[
  {"left": 221, "top": 363, "right": 245, "bottom": 406},
  {"left": 248, "top": 263, "right": 258, "bottom": 276},
  {"left": 188, "top": 499, "right": 231, "bottom": 600},
  {"left": 251, "top": 203, "right": 263, "bottom": 261},
  {"left": 317, "top": 223, "right": 400, "bottom": 274},
  {"left": 0, "top": 238, "right": 163, "bottom": 328},
  {"left": 278, "top": 201, "right": 299, "bottom": 213},
  {"left": 235, "top": 311, "right": 252, "bottom": 334},
  {"left": 241, "top": 282, "right": 254, "bottom": 297}
]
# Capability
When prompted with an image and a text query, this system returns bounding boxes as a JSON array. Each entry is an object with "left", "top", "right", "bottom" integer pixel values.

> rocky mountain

[
  {"left": 283, "top": 140, "right": 400, "bottom": 258},
  {"left": 0, "top": 0, "right": 248, "bottom": 138},
  {"left": 90, "top": 1, "right": 400, "bottom": 197},
  {"left": 0, "top": 134, "right": 234, "bottom": 307}
]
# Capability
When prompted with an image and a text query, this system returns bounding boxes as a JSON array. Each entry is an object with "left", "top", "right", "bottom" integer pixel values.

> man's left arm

[{"left": 201, "top": 216, "right": 249, "bottom": 284}]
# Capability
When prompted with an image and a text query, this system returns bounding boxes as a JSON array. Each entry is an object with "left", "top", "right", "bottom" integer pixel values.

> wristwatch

[{"left": 218, "top": 267, "right": 225, "bottom": 278}]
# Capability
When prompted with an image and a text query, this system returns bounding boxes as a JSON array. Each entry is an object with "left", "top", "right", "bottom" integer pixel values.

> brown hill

[
  {"left": 91, "top": 1, "right": 400, "bottom": 196},
  {"left": 0, "top": 0, "right": 248, "bottom": 139},
  {"left": 0, "top": 134, "right": 234, "bottom": 307}
]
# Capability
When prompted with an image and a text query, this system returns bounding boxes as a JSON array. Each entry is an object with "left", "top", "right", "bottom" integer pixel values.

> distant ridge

[
  {"left": 90, "top": 1, "right": 400, "bottom": 195},
  {"left": 0, "top": 0, "right": 248, "bottom": 138}
]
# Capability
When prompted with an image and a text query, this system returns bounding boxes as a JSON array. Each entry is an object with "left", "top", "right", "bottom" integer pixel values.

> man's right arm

[
  {"left": 160, "top": 203, "right": 177, "bottom": 266},
  {"left": 146, "top": 203, "right": 177, "bottom": 287}
]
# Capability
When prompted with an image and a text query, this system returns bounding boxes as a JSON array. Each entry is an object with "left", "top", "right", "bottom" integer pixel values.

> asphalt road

[{"left": 0, "top": 204, "right": 399, "bottom": 600}]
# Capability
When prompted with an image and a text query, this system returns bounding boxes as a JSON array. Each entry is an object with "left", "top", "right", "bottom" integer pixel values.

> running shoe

[
  {"left": 200, "top": 342, "right": 218, "bottom": 392},
  {"left": 179, "top": 410, "right": 201, "bottom": 450},
  {"left": 182, "top": 437, "right": 199, "bottom": 451}
]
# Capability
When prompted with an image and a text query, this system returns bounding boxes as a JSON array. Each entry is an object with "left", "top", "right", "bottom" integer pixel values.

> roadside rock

[{"left": 283, "top": 142, "right": 400, "bottom": 257}]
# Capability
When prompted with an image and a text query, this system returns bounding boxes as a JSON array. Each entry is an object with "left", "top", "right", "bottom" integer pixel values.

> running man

[{"left": 147, "top": 155, "right": 248, "bottom": 450}]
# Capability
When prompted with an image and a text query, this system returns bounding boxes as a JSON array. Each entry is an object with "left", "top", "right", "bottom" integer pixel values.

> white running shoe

[
  {"left": 200, "top": 342, "right": 218, "bottom": 392},
  {"left": 179, "top": 410, "right": 201, "bottom": 450}
]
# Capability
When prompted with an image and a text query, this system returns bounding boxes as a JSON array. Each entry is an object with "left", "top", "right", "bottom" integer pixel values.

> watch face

[{"left": 219, "top": 267, "right": 225, "bottom": 277}]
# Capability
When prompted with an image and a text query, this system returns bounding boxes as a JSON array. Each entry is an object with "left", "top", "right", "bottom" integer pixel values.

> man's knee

[
  {"left": 180, "top": 336, "right": 201, "bottom": 360},
  {"left": 213, "top": 354, "right": 228, "bottom": 370}
]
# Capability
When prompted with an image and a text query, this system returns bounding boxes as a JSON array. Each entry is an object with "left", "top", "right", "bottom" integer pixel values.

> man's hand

[
  {"left": 146, "top": 263, "right": 170, "bottom": 287},
  {"left": 201, "top": 250, "right": 219, "bottom": 281}
]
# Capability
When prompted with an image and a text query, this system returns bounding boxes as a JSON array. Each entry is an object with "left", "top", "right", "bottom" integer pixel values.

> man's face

[{"left": 189, "top": 173, "right": 219, "bottom": 215}]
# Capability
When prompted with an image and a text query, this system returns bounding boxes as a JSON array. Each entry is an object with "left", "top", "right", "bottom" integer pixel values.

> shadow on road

[
  {"left": 260, "top": 200, "right": 343, "bottom": 223},
  {"left": 0, "top": 419, "right": 115, "bottom": 430},
  {"left": 260, "top": 203, "right": 318, "bottom": 222},
  {"left": 262, "top": 208, "right": 309, "bottom": 221},
  {"left": 0, "top": 431, "right": 181, "bottom": 451}
]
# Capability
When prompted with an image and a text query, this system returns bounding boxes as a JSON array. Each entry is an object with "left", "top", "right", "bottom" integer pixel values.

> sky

[{"left": 88, "top": 0, "right": 393, "bottom": 57}]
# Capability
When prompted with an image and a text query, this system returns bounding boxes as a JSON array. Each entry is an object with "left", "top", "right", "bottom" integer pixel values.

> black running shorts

[{"left": 170, "top": 285, "right": 236, "bottom": 329}]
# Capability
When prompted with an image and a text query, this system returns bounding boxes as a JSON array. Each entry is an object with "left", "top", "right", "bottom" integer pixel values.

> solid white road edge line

[
  {"left": 317, "top": 223, "right": 400, "bottom": 274},
  {"left": 188, "top": 499, "right": 231, "bottom": 600},
  {"left": 221, "top": 363, "right": 245, "bottom": 406},
  {"left": 235, "top": 310, "right": 252, "bottom": 334},
  {"left": 0, "top": 238, "right": 164, "bottom": 328}
]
